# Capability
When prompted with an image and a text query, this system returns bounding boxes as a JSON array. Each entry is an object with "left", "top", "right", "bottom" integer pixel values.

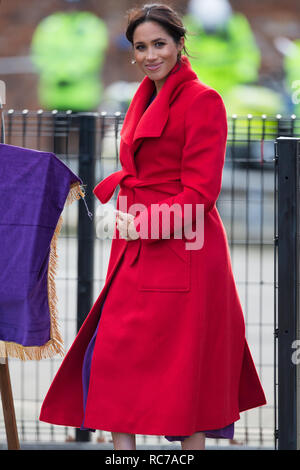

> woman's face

[{"left": 132, "top": 20, "right": 184, "bottom": 94}]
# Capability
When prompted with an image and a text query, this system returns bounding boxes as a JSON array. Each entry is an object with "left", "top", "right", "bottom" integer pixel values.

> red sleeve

[{"left": 133, "top": 88, "right": 228, "bottom": 244}]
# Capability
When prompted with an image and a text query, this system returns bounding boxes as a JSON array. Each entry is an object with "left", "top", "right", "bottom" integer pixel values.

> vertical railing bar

[
  {"left": 99, "top": 112, "right": 107, "bottom": 180},
  {"left": 258, "top": 115, "right": 266, "bottom": 446},
  {"left": 22, "top": 109, "right": 28, "bottom": 148},
  {"left": 290, "top": 114, "right": 295, "bottom": 136},
  {"left": 244, "top": 114, "right": 252, "bottom": 445},
  {"left": 229, "top": 115, "right": 237, "bottom": 261},
  {"left": 114, "top": 112, "right": 121, "bottom": 171},
  {"left": 7, "top": 109, "right": 13, "bottom": 145},
  {"left": 36, "top": 109, "right": 43, "bottom": 150},
  {"left": 0, "top": 104, "right": 5, "bottom": 144},
  {"left": 75, "top": 114, "right": 96, "bottom": 443}
]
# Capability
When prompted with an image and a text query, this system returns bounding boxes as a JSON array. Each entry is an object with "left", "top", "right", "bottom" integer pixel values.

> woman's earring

[{"left": 131, "top": 59, "right": 136, "bottom": 64}]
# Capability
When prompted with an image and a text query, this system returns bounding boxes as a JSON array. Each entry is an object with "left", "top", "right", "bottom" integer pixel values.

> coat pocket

[{"left": 138, "top": 237, "right": 191, "bottom": 292}]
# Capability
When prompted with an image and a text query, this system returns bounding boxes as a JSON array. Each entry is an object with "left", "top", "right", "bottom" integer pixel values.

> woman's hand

[{"left": 116, "top": 210, "right": 140, "bottom": 241}]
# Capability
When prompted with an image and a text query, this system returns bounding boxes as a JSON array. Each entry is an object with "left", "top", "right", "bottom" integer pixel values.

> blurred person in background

[
  {"left": 183, "top": 0, "right": 284, "bottom": 117},
  {"left": 31, "top": 8, "right": 108, "bottom": 111}
]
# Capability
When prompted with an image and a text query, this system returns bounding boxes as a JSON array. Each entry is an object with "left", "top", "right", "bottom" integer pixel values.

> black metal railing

[
  {"left": 274, "top": 136, "right": 300, "bottom": 450},
  {"left": 1, "top": 109, "right": 299, "bottom": 448}
]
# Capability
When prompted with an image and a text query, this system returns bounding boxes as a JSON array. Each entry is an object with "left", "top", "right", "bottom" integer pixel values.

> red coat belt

[{"left": 93, "top": 169, "right": 181, "bottom": 204}]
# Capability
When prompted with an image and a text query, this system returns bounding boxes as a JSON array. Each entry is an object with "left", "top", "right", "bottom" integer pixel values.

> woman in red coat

[{"left": 39, "top": 4, "right": 267, "bottom": 450}]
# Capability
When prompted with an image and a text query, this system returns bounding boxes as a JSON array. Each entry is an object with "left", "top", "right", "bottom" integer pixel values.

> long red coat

[{"left": 39, "top": 56, "right": 266, "bottom": 435}]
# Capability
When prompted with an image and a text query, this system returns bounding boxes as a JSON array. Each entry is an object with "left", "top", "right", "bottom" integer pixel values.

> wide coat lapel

[{"left": 120, "top": 56, "right": 198, "bottom": 161}]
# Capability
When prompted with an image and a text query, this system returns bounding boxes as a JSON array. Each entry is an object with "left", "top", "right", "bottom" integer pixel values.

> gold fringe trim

[
  {"left": 0, "top": 182, "right": 84, "bottom": 361},
  {"left": 66, "top": 181, "right": 86, "bottom": 206}
]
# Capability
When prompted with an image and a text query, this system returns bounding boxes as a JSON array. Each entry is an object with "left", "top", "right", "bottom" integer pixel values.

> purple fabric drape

[{"left": 0, "top": 143, "right": 82, "bottom": 355}]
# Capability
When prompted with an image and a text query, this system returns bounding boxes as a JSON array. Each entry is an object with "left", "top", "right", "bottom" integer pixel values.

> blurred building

[{"left": 0, "top": 0, "right": 299, "bottom": 111}]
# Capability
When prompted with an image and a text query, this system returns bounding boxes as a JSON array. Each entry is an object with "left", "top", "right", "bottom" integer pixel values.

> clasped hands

[{"left": 115, "top": 210, "right": 140, "bottom": 241}]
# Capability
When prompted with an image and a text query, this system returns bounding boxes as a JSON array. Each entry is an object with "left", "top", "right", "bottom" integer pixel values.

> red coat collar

[{"left": 120, "top": 55, "right": 198, "bottom": 148}]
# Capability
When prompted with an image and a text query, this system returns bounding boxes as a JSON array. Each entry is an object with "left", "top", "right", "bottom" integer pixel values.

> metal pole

[
  {"left": 276, "top": 136, "right": 300, "bottom": 450},
  {"left": 75, "top": 114, "right": 96, "bottom": 442}
]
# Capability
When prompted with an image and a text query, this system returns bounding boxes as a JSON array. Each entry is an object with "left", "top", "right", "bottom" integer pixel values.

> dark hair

[{"left": 125, "top": 3, "right": 190, "bottom": 61}]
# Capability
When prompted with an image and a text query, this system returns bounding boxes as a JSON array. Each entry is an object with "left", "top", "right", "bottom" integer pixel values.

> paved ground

[{"left": 0, "top": 442, "right": 273, "bottom": 451}]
